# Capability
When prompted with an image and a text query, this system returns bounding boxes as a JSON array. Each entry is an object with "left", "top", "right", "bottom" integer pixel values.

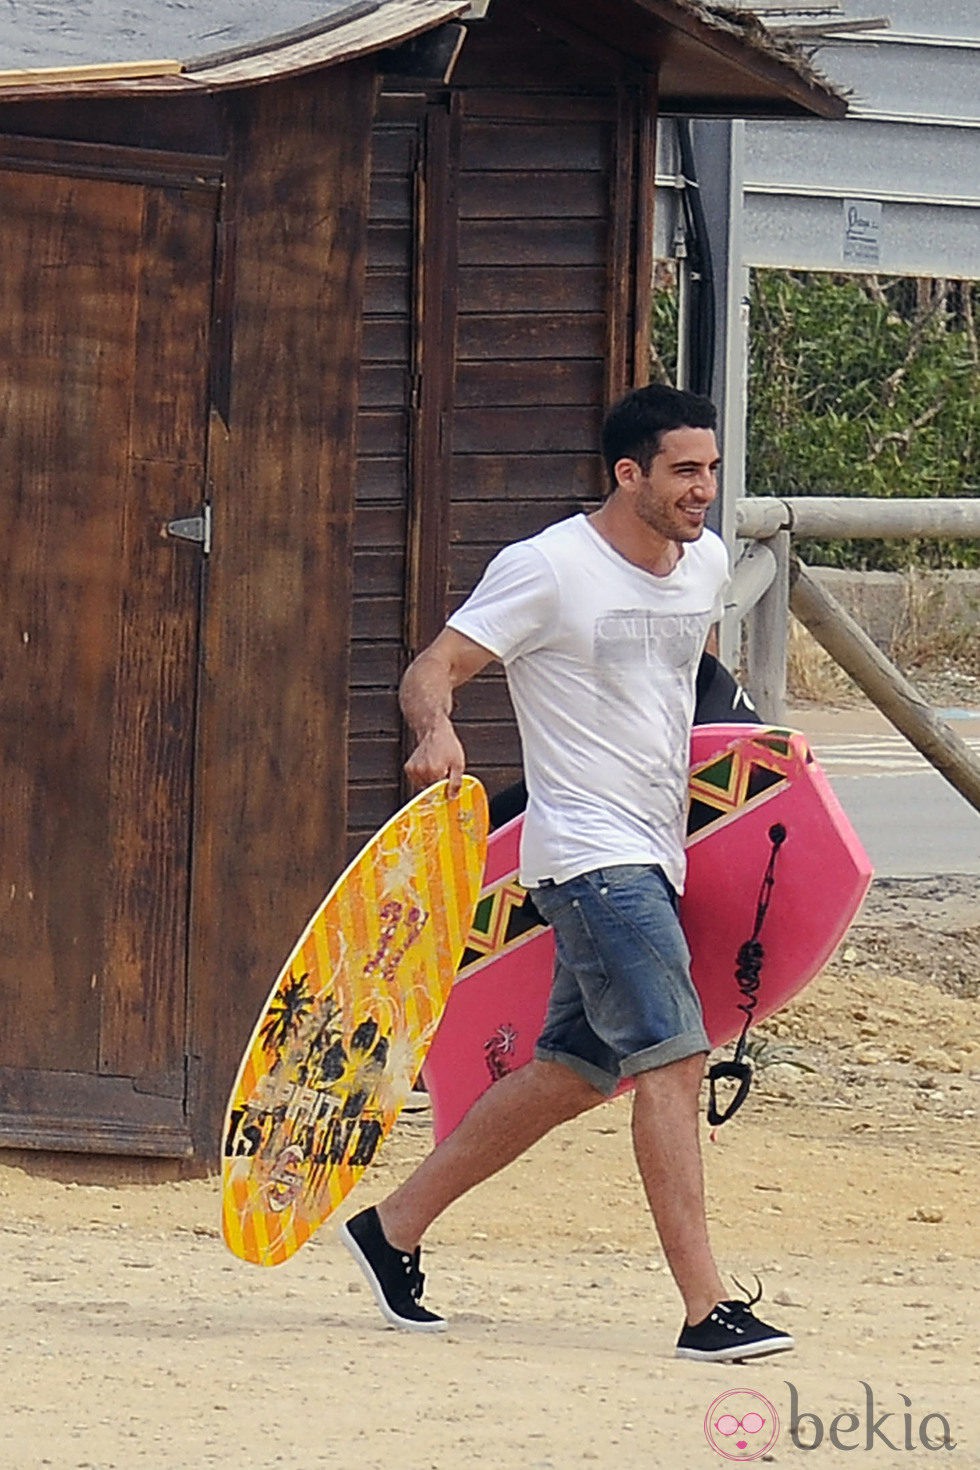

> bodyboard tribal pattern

[
  {"left": 686, "top": 727, "right": 810, "bottom": 841},
  {"left": 221, "top": 777, "right": 488, "bottom": 1266},
  {"left": 458, "top": 880, "right": 541, "bottom": 973}
]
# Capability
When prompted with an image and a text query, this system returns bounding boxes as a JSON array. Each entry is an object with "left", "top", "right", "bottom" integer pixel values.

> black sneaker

[
  {"left": 676, "top": 1293, "right": 794, "bottom": 1362},
  {"left": 340, "top": 1206, "right": 446, "bottom": 1333}
]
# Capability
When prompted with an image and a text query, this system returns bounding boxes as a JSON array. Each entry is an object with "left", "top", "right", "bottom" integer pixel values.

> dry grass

[
  {"left": 895, "top": 569, "right": 980, "bottom": 670},
  {"left": 784, "top": 617, "right": 862, "bottom": 704},
  {"left": 783, "top": 571, "right": 979, "bottom": 706}
]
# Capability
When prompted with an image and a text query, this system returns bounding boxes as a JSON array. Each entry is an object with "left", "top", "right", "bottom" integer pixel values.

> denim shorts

[{"left": 529, "top": 864, "right": 710, "bottom": 1094}]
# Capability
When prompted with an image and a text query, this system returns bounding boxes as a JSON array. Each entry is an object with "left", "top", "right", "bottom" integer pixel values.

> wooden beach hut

[{"left": 0, "top": 1, "right": 844, "bottom": 1163}]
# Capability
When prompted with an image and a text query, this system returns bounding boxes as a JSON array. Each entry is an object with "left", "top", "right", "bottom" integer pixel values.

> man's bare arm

[{"left": 400, "top": 627, "right": 495, "bottom": 795}]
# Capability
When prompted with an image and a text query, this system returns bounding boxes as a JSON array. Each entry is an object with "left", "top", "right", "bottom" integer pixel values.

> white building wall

[{"left": 656, "top": 1, "right": 980, "bottom": 279}]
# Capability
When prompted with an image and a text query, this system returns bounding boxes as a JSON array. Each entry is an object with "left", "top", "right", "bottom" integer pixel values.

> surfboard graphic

[{"left": 221, "top": 777, "right": 488, "bottom": 1265}]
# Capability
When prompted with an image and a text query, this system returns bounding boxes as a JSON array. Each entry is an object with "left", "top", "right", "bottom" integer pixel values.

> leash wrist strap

[{"left": 707, "top": 821, "right": 787, "bottom": 1129}]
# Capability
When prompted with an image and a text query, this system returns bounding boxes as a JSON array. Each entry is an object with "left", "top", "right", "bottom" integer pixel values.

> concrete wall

[{"left": 807, "top": 567, "right": 980, "bottom": 657}]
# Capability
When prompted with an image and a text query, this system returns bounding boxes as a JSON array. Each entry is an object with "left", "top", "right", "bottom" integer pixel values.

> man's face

[{"left": 617, "top": 426, "right": 720, "bottom": 544}]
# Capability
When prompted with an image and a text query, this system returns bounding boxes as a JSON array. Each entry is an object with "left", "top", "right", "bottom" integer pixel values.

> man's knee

[
  {"left": 632, "top": 1051, "right": 707, "bottom": 1099},
  {"left": 530, "top": 1058, "right": 606, "bottom": 1119}
]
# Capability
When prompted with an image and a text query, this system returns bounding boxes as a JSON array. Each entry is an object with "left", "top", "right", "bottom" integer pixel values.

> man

[{"left": 341, "top": 384, "right": 793, "bottom": 1363}]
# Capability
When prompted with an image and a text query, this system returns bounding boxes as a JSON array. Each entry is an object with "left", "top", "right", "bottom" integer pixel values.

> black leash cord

[{"left": 707, "top": 822, "right": 787, "bottom": 1129}]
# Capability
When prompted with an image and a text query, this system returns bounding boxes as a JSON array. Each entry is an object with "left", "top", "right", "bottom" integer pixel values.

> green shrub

[{"left": 747, "top": 272, "right": 980, "bottom": 570}]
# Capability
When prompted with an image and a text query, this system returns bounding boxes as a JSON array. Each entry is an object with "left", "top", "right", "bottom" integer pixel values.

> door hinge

[{"left": 166, "top": 502, "right": 212, "bottom": 555}]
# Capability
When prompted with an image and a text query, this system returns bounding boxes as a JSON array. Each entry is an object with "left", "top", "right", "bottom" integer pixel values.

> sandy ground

[{"left": 2, "top": 703, "right": 979, "bottom": 1469}]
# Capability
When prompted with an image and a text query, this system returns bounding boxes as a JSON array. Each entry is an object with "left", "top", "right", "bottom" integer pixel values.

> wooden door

[{"left": 0, "top": 162, "right": 216, "bottom": 1155}]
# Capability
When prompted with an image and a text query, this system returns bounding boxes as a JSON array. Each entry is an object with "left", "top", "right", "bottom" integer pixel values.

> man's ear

[{"left": 613, "top": 456, "right": 643, "bottom": 490}]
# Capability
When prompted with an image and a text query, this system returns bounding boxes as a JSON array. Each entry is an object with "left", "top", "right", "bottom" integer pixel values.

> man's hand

[{"left": 404, "top": 716, "right": 468, "bottom": 797}]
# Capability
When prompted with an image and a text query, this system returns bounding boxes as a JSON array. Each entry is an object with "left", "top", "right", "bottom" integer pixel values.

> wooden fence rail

[
  {"left": 737, "top": 496, "right": 980, "bottom": 542},
  {"left": 731, "top": 497, "right": 980, "bottom": 816}
]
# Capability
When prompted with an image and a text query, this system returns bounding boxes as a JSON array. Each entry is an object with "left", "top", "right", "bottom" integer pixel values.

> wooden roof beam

[{"left": 530, "top": 0, "right": 847, "bottom": 119}]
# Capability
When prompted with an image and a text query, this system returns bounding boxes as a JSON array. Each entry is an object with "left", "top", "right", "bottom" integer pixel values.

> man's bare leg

[
  {"left": 377, "top": 1058, "right": 604, "bottom": 1251},
  {"left": 630, "top": 1054, "right": 726, "bottom": 1326}
]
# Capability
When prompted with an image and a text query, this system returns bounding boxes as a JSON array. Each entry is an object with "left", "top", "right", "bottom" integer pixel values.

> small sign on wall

[{"left": 843, "top": 198, "right": 883, "bottom": 266}]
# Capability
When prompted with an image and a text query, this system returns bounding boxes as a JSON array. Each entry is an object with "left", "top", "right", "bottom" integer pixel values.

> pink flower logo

[{"left": 704, "top": 1389, "right": 780, "bottom": 1461}]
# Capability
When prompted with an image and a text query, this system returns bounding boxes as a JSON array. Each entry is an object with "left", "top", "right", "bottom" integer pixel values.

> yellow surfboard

[{"left": 221, "top": 777, "right": 488, "bottom": 1266}]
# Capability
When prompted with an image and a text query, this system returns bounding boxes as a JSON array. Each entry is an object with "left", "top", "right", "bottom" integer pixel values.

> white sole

[
  {"left": 676, "top": 1336, "right": 795, "bottom": 1363},
  {"left": 339, "top": 1220, "right": 448, "bottom": 1334}
]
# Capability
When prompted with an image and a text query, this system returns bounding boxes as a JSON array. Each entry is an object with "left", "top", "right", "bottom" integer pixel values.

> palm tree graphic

[{"left": 261, "top": 971, "right": 314, "bottom": 1055}]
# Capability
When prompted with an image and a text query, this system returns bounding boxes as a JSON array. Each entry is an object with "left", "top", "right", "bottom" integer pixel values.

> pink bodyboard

[{"left": 423, "top": 725, "right": 872, "bottom": 1141}]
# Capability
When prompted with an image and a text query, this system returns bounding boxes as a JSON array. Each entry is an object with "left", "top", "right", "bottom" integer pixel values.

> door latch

[{"left": 165, "top": 502, "right": 212, "bottom": 555}]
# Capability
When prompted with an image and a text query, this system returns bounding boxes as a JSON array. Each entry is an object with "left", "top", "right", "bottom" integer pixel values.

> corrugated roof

[
  {"left": 0, "top": 0, "right": 375, "bottom": 73},
  {"left": 0, "top": 0, "right": 468, "bottom": 93}
]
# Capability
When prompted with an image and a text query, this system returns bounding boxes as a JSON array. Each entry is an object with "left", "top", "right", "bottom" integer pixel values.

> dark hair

[{"left": 600, "top": 384, "right": 717, "bottom": 493}]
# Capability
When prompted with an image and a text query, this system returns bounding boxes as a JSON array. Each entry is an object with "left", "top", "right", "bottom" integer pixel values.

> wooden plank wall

[
  {"left": 349, "top": 100, "right": 421, "bottom": 854},
  {"left": 447, "top": 90, "right": 619, "bottom": 798},
  {"left": 349, "top": 95, "right": 456, "bottom": 858},
  {"left": 346, "top": 4, "right": 657, "bottom": 846}
]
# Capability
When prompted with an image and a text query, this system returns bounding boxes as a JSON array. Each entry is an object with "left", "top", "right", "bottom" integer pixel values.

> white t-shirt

[{"left": 447, "top": 514, "right": 729, "bottom": 894}]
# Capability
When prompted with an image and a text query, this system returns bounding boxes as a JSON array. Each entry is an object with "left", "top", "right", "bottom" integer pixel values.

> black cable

[{"left": 675, "top": 119, "right": 717, "bottom": 400}]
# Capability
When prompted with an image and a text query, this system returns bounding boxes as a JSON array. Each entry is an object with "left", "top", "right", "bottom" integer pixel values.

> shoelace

[{"left": 727, "top": 1273, "right": 764, "bottom": 1315}]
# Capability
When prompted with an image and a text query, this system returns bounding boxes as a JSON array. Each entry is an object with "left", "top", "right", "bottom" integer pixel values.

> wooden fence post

[{"left": 744, "top": 529, "right": 791, "bottom": 723}]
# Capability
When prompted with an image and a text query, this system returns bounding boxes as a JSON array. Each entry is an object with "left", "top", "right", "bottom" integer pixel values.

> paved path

[
  {"left": 789, "top": 704, "right": 980, "bottom": 879},
  {"left": 809, "top": 729, "right": 980, "bottom": 778}
]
